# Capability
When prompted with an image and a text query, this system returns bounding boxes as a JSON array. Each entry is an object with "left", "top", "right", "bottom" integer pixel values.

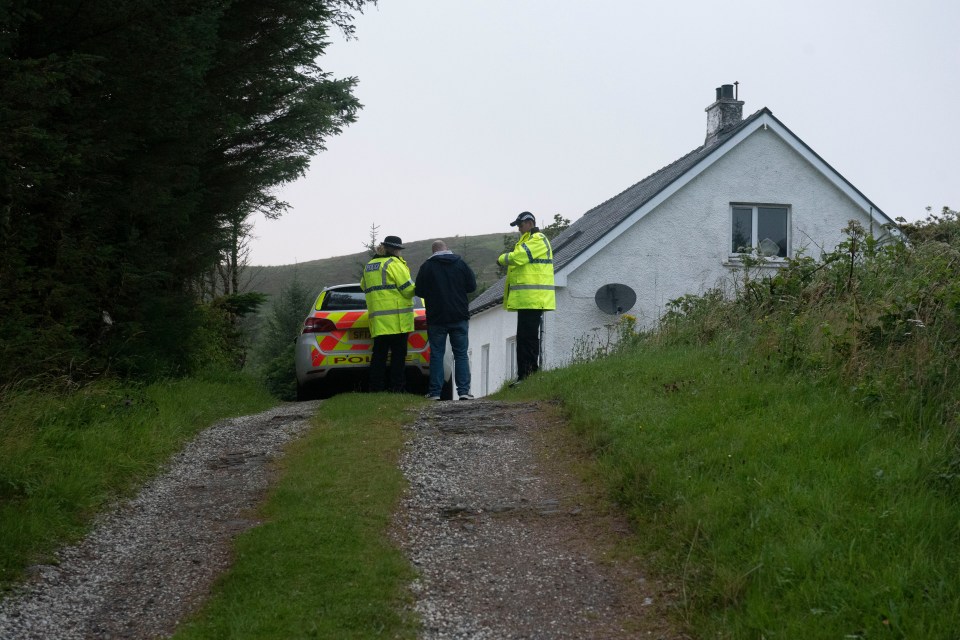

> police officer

[
  {"left": 498, "top": 212, "right": 556, "bottom": 384},
  {"left": 361, "top": 235, "right": 416, "bottom": 392}
]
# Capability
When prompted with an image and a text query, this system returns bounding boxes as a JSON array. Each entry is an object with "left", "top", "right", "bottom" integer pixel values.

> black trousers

[
  {"left": 370, "top": 332, "right": 408, "bottom": 392},
  {"left": 516, "top": 309, "right": 543, "bottom": 381}
]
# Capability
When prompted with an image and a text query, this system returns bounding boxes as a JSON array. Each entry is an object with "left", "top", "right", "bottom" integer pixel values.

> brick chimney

[{"left": 705, "top": 83, "right": 744, "bottom": 146}]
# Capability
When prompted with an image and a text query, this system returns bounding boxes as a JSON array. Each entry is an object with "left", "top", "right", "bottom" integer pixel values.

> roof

[{"left": 469, "top": 107, "right": 894, "bottom": 315}]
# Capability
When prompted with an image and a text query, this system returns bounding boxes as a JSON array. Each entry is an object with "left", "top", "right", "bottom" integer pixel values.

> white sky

[{"left": 249, "top": 0, "right": 960, "bottom": 266}]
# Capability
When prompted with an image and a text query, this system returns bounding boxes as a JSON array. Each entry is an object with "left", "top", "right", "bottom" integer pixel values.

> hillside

[{"left": 244, "top": 232, "right": 508, "bottom": 302}]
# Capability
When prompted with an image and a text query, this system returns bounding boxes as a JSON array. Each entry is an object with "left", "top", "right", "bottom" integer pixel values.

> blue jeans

[{"left": 427, "top": 320, "right": 470, "bottom": 396}]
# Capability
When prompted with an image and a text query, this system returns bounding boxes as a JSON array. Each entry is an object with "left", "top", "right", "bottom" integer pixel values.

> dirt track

[
  {"left": 395, "top": 400, "right": 687, "bottom": 639},
  {"left": 0, "top": 399, "right": 688, "bottom": 639}
]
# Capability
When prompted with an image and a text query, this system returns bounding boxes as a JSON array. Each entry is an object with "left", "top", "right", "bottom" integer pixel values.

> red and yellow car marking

[{"left": 307, "top": 308, "right": 429, "bottom": 369}]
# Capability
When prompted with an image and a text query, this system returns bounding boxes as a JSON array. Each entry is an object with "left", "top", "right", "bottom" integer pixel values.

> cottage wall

[
  {"left": 470, "top": 126, "right": 884, "bottom": 394},
  {"left": 549, "top": 128, "right": 879, "bottom": 369},
  {"left": 465, "top": 303, "right": 518, "bottom": 396}
]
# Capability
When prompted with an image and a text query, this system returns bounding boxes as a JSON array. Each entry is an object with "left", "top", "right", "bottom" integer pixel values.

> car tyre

[{"left": 296, "top": 381, "right": 316, "bottom": 402}]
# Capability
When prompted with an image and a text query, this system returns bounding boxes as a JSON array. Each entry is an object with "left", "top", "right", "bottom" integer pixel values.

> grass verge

[
  {"left": 510, "top": 343, "right": 960, "bottom": 639},
  {"left": 172, "top": 392, "right": 419, "bottom": 640},
  {"left": 0, "top": 373, "right": 277, "bottom": 590}
]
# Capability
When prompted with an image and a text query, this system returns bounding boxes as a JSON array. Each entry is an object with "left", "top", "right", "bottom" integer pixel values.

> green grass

[
  {"left": 173, "top": 392, "right": 419, "bottom": 640},
  {"left": 7, "top": 213, "right": 959, "bottom": 640},
  {"left": 0, "top": 373, "right": 277, "bottom": 589},
  {"left": 511, "top": 344, "right": 960, "bottom": 639}
]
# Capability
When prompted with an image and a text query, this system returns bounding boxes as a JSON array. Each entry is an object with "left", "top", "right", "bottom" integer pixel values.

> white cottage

[{"left": 466, "top": 84, "right": 896, "bottom": 397}]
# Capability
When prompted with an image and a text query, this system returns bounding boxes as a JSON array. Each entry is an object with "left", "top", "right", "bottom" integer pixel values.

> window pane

[
  {"left": 732, "top": 207, "right": 752, "bottom": 253},
  {"left": 758, "top": 207, "right": 788, "bottom": 257},
  {"left": 322, "top": 291, "right": 367, "bottom": 310}
]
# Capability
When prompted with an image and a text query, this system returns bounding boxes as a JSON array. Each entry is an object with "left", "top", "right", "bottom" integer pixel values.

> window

[
  {"left": 319, "top": 286, "right": 424, "bottom": 310},
  {"left": 731, "top": 205, "right": 789, "bottom": 258},
  {"left": 320, "top": 288, "right": 366, "bottom": 311},
  {"left": 506, "top": 337, "right": 517, "bottom": 381}
]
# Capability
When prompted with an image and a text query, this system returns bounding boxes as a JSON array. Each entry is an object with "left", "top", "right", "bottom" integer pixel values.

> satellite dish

[
  {"left": 758, "top": 238, "right": 780, "bottom": 257},
  {"left": 594, "top": 283, "right": 636, "bottom": 315}
]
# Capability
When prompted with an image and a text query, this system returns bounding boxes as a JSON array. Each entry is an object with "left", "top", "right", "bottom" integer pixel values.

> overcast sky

[{"left": 248, "top": 0, "right": 960, "bottom": 266}]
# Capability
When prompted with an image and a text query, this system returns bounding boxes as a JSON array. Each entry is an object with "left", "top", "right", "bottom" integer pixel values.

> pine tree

[
  {"left": 0, "top": 0, "right": 375, "bottom": 383},
  {"left": 253, "top": 271, "right": 314, "bottom": 399}
]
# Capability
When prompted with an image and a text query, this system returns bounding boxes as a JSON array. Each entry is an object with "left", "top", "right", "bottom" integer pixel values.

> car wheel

[{"left": 296, "top": 381, "right": 315, "bottom": 401}]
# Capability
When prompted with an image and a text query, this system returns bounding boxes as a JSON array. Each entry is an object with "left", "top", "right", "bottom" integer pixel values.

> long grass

[
  {"left": 172, "top": 392, "right": 418, "bottom": 640},
  {"left": 510, "top": 212, "right": 960, "bottom": 638},
  {"left": 517, "top": 345, "right": 959, "bottom": 638},
  {"left": 0, "top": 373, "right": 276, "bottom": 589}
]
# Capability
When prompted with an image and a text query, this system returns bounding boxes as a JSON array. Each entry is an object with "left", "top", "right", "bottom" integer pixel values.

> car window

[
  {"left": 318, "top": 286, "right": 425, "bottom": 311},
  {"left": 321, "top": 290, "right": 366, "bottom": 311}
]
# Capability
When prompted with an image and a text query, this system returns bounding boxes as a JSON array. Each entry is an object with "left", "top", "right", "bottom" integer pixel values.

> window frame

[{"left": 728, "top": 203, "right": 791, "bottom": 261}]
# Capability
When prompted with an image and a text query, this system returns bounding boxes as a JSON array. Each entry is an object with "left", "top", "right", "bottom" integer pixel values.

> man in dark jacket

[{"left": 414, "top": 240, "right": 477, "bottom": 400}]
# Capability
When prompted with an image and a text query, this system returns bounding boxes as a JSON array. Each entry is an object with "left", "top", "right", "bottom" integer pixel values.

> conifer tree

[{"left": 0, "top": 0, "right": 374, "bottom": 383}]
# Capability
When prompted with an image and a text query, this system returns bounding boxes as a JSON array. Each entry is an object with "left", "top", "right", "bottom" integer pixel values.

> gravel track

[
  {"left": 0, "top": 398, "right": 687, "bottom": 639},
  {"left": 0, "top": 401, "right": 319, "bottom": 640},
  {"left": 395, "top": 400, "right": 686, "bottom": 639}
]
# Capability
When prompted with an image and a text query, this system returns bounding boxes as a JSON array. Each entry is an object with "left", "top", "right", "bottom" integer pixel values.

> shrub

[
  {"left": 250, "top": 271, "right": 313, "bottom": 400},
  {"left": 653, "top": 210, "right": 960, "bottom": 432}
]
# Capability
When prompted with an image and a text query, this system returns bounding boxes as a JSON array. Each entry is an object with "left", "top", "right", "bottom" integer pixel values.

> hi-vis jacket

[
  {"left": 498, "top": 230, "right": 556, "bottom": 311},
  {"left": 361, "top": 255, "right": 416, "bottom": 337}
]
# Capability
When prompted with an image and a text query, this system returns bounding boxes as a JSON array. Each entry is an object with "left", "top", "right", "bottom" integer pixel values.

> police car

[{"left": 294, "top": 283, "right": 452, "bottom": 400}]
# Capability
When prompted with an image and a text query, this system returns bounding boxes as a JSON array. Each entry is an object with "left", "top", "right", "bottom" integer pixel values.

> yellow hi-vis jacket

[
  {"left": 361, "top": 255, "right": 416, "bottom": 337},
  {"left": 498, "top": 230, "right": 556, "bottom": 311}
]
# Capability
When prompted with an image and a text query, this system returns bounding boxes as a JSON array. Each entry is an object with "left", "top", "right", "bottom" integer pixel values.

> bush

[
  {"left": 653, "top": 211, "right": 960, "bottom": 432},
  {"left": 250, "top": 271, "right": 314, "bottom": 399},
  {"left": 260, "top": 343, "right": 297, "bottom": 400}
]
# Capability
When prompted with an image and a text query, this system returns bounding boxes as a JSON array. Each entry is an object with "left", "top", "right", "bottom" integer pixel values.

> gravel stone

[
  {"left": 394, "top": 400, "right": 687, "bottom": 639},
  {"left": 0, "top": 401, "right": 319, "bottom": 640}
]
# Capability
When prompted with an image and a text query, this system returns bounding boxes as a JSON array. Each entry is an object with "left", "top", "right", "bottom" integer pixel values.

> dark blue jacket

[{"left": 414, "top": 252, "right": 477, "bottom": 324}]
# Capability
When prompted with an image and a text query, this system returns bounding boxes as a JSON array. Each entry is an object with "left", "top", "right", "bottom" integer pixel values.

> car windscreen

[
  {"left": 319, "top": 287, "right": 425, "bottom": 311},
  {"left": 321, "top": 290, "right": 366, "bottom": 311}
]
